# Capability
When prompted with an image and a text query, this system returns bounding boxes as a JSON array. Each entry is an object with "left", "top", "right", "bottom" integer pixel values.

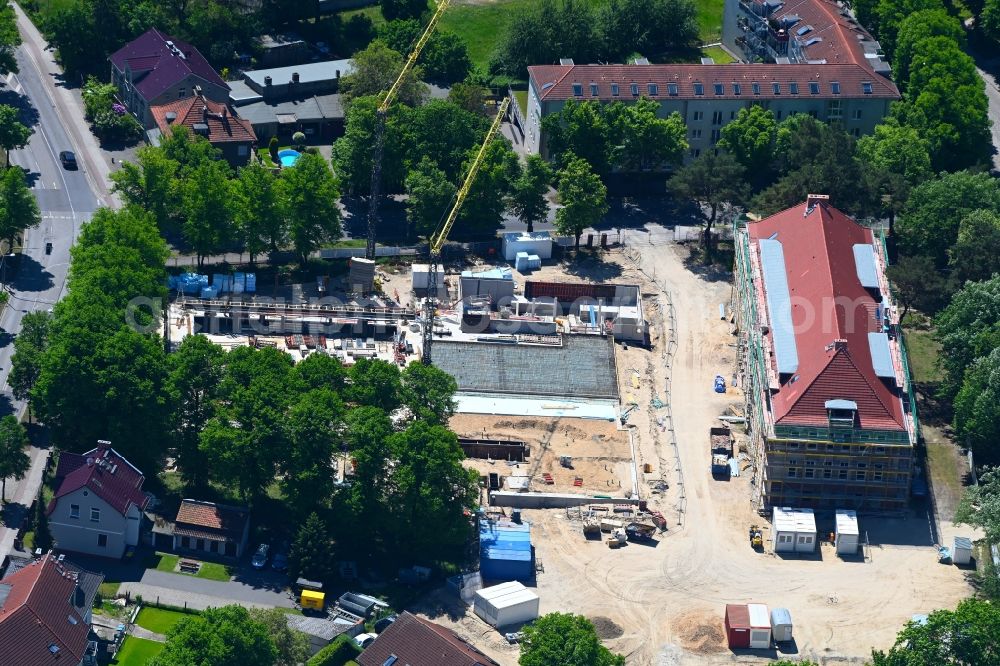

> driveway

[{"left": 121, "top": 569, "right": 294, "bottom": 610}]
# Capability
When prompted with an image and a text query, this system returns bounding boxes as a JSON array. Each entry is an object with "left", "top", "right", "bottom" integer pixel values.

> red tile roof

[
  {"left": 49, "top": 446, "right": 147, "bottom": 516},
  {"left": 109, "top": 28, "right": 229, "bottom": 101},
  {"left": 747, "top": 200, "right": 906, "bottom": 430},
  {"left": 529, "top": 62, "right": 897, "bottom": 102},
  {"left": 151, "top": 95, "right": 257, "bottom": 144},
  {"left": 175, "top": 500, "right": 250, "bottom": 542},
  {"left": 0, "top": 555, "right": 92, "bottom": 666},
  {"left": 357, "top": 612, "right": 500, "bottom": 666}
]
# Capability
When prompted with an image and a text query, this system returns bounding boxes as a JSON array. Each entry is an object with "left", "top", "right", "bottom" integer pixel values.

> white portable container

[{"left": 474, "top": 581, "right": 540, "bottom": 628}]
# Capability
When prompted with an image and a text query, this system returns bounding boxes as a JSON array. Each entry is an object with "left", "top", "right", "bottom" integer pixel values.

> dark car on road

[{"left": 59, "top": 151, "right": 77, "bottom": 170}]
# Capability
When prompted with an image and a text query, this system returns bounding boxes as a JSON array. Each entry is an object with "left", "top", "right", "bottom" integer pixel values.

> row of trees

[
  {"left": 110, "top": 127, "right": 341, "bottom": 264},
  {"left": 489, "top": 0, "right": 700, "bottom": 78}
]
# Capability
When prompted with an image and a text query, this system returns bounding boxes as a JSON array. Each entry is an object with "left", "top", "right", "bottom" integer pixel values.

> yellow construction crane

[
  {"left": 422, "top": 97, "right": 511, "bottom": 364},
  {"left": 365, "top": 0, "right": 450, "bottom": 260}
]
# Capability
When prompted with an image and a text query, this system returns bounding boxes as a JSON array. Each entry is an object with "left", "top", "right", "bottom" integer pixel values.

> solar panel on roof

[
  {"left": 758, "top": 239, "right": 799, "bottom": 375},
  {"left": 852, "top": 244, "right": 879, "bottom": 288},
  {"left": 868, "top": 333, "right": 895, "bottom": 378}
]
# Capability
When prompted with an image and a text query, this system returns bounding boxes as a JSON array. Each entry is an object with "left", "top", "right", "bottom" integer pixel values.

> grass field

[
  {"left": 697, "top": 0, "right": 725, "bottom": 42},
  {"left": 113, "top": 637, "right": 164, "bottom": 665},
  {"left": 903, "top": 326, "right": 943, "bottom": 385},
  {"left": 148, "top": 552, "right": 233, "bottom": 582},
  {"left": 135, "top": 607, "right": 194, "bottom": 635},
  {"left": 702, "top": 45, "right": 736, "bottom": 63}
]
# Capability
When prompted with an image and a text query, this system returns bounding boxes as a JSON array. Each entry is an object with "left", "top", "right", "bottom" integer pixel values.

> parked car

[
  {"left": 354, "top": 633, "right": 378, "bottom": 649},
  {"left": 59, "top": 151, "right": 77, "bottom": 170},
  {"left": 271, "top": 545, "right": 288, "bottom": 571},
  {"left": 251, "top": 543, "right": 270, "bottom": 569}
]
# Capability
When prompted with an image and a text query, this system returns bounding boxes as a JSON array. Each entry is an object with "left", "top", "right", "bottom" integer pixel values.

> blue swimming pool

[{"left": 277, "top": 149, "right": 301, "bottom": 167}]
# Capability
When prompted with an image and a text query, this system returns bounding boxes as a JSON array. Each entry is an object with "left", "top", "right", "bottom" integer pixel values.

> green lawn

[
  {"left": 513, "top": 89, "right": 528, "bottom": 116},
  {"left": 702, "top": 45, "right": 736, "bottom": 63},
  {"left": 135, "top": 607, "right": 194, "bottom": 635},
  {"left": 903, "top": 325, "right": 943, "bottom": 385},
  {"left": 114, "top": 637, "right": 164, "bottom": 665},
  {"left": 99, "top": 582, "right": 122, "bottom": 599},
  {"left": 697, "top": 0, "right": 726, "bottom": 42},
  {"left": 147, "top": 552, "right": 233, "bottom": 581}
]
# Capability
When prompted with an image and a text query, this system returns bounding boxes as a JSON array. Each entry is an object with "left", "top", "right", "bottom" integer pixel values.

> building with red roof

[
  {"left": 0, "top": 553, "right": 103, "bottom": 666},
  {"left": 357, "top": 612, "right": 499, "bottom": 666},
  {"left": 150, "top": 93, "right": 257, "bottom": 166},
  {"left": 47, "top": 443, "right": 148, "bottom": 559},
  {"left": 523, "top": 0, "right": 897, "bottom": 162},
  {"left": 109, "top": 28, "right": 230, "bottom": 128},
  {"left": 734, "top": 196, "right": 918, "bottom": 512}
]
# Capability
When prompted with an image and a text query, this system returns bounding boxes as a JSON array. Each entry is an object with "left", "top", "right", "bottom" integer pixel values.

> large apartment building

[
  {"left": 733, "top": 196, "right": 918, "bottom": 513},
  {"left": 524, "top": 0, "right": 897, "bottom": 162}
]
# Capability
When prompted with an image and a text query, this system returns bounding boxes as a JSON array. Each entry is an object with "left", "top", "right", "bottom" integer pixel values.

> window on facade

[
  {"left": 693, "top": 82, "right": 704, "bottom": 96},
  {"left": 210, "top": 540, "right": 219, "bottom": 553},
  {"left": 689, "top": 148, "right": 701, "bottom": 158},
  {"left": 788, "top": 442, "right": 800, "bottom": 449},
  {"left": 862, "top": 81, "right": 873, "bottom": 94},
  {"left": 238, "top": 145, "right": 249, "bottom": 156},
  {"left": 181, "top": 536, "right": 190, "bottom": 548},
  {"left": 789, "top": 82, "right": 799, "bottom": 95},
  {"left": 851, "top": 128, "right": 861, "bottom": 138},
  {"left": 873, "top": 471, "right": 884, "bottom": 481},
  {"left": 91, "top": 508, "right": 100, "bottom": 522},
  {"left": 806, "top": 443, "right": 818, "bottom": 450},
  {"left": 839, "top": 470, "right": 848, "bottom": 479},
  {"left": 733, "top": 83, "right": 741, "bottom": 95},
  {"left": 97, "top": 534, "right": 107, "bottom": 548},
  {"left": 572, "top": 83, "right": 582, "bottom": 97},
  {"left": 690, "top": 129, "right": 702, "bottom": 139},
  {"left": 752, "top": 82, "right": 760, "bottom": 95},
  {"left": 710, "top": 129, "right": 720, "bottom": 143},
  {"left": 857, "top": 462, "right": 868, "bottom": 469},
  {"left": 590, "top": 83, "right": 599, "bottom": 96},
  {"left": 668, "top": 83, "right": 678, "bottom": 96},
  {"left": 855, "top": 471, "right": 867, "bottom": 481},
  {"left": 178, "top": 88, "right": 186, "bottom": 98},
  {"left": 692, "top": 111, "right": 703, "bottom": 121},
  {"left": 823, "top": 469, "right": 832, "bottom": 479},
  {"left": 630, "top": 83, "right": 640, "bottom": 96},
  {"left": 611, "top": 83, "right": 620, "bottom": 96},
  {"left": 804, "top": 469, "right": 815, "bottom": 479},
  {"left": 787, "top": 468, "right": 798, "bottom": 478},
  {"left": 776, "top": 110, "right": 783, "bottom": 119},
  {"left": 852, "top": 109, "right": 862, "bottom": 120},
  {"left": 809, "top": 81, "right": 820, "bottom": 94},
  {"left": 713, "top": 83, "right": 724, "bottom": 96},
  {"left": 70, "top": 505, "right": 80, "bottom": 519},
  {"left": 711, "top": 111, "right": 723, "bottom": 125},
  {"left": 647, "top": 83, "right": 658, "bottom": 96},
  {"left": 779, "top": 535, "right": 792, "bottom": 543}
]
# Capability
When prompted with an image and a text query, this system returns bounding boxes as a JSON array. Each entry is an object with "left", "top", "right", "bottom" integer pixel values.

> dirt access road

[{"left": 419, "top": 238, "right": 972, "bottom": 666}]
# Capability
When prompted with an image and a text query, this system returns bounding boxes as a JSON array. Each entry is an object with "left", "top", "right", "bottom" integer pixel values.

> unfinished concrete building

[{"left": 733, "top": 196, "right": 918, "bottom": 513}]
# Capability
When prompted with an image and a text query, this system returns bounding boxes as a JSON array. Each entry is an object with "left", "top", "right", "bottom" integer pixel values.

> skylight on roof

[
  {"left": 647, "top": 82, "right": 658, "bottom": 95},
  {"left": 590, "top": 83, "right": 599, "bottom": 96},
  {"left": 772, "top": 82, "right": 781, "bottom": 94},
  {"left": 789, "top": 82, "right": 799, "bottom": 94},
  {"left": 49, "top": 645, "right": 60, "bottom": 654},
  {"left": 572, "top": 83, "right": 582, "bottom": 96},
  {"left": 804, "top": 37, "right": 822, "bottom": 46},
  {"left": 752, "top": 82, "right": 761, "bottom": 95},
  {"left": 733, "top": 83, "right": 741, "bottom": 95},
  {"left": 831, "top": 81, "right": 841, "bottom": 94},
  {"left": 862, "top": 81, "right": 873, "bottom": 94},
  {"left": 611, "top": 83, "right": 619, "bottom": 96},
  {"left": 809, "top": 81, "right": 820, "bottom": 94},
  {"left": 667, "top": 82, "right": 678, "bottom": 96},
  {"left": 693, "top": 82, "right": 704, "bottom": 95},
  {"left": 713, "top": 83, "right": 724, "bottom": 95}
]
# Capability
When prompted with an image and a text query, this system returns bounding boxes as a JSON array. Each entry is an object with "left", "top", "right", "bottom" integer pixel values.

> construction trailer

[
  {"left": 459, "top": 267, "right": 515, "bottom": 304},
  {"left": 411, "top": 264, "right": 446, "bottom": 292},
  {"left": 502, "top": 231, "right": 553, "bottom": 261},
  {"left": 473, "top": 581, "right": 540, "bottom": 628},
  {"left": 479, "top": 520, "right": 533, "bottom": 582},
  {"left": 835, "top": 509, "right": 860, "bottom": 555},
  {"left": 772, "top": 507, "right": 817, "bottom": 553},
  {"left": 747, "top": 603, "right": 771, "bottom": 648},
  {"left": 769, "top": 608, "right": 793, "bottom": 642},
  {"left": 725, "top": 604, "right": 751, "bottom": 649},
  {"left": 953, "top": 536, "right": 973, "bottom": 565}
]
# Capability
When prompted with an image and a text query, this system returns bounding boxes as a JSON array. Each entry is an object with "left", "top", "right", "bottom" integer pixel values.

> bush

[{"left": 307, "top": 635, "right": 361, "bottom": 666}]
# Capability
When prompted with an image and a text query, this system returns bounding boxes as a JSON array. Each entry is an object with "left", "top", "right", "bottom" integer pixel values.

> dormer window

[
  {"left": 611, "top": 83, "right": 619, "bottom": 96},
  {"left": 630, "top": 83, "right": 639, "bottom": 96},
  {"left": 647, "top": 83, "right": 658, "bottom": 96},
  {"left": 826, "top": 400, "right": 857, "bottom": 429},
  {"left": 572, "top": 83, "right": 583, "bottom": 96},
  {"left": 590, "top": 83, "right": 599, "bottom": 96}
]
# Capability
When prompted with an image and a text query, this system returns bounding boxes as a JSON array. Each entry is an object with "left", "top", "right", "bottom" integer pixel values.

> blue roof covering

[
  {"left": 868, "top": 332, "right": 895, "bottom": 378},
  {"left": 480, "top": 521, "right": 531, "bottom": 562},
  {"left": 758, "top": 239, "right": 799, "bottom": 374},
  {"left": 853, "top": 244, "right": 879, "bottom": 289}
]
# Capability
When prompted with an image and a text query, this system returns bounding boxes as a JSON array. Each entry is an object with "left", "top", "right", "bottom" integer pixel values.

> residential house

[
  {"left": 0, "top": 553, "right": 104, "bottom": 666},
  {"left": 47, "top": 444, "right": 148, "bottom": 559},
  {"left": 109, "top": 28, "right": 230, "bottom": 128},
  {"left": 357, "top": 611, "right": 500, "bottom": 666},
  {"left": 172, "top": 499, "right": 251, "bottom": 559},
  {"left": 733, "top": 196, "right": 918, "bottom": 513},
  {"left": 524, "top": 0, "right": 897, "bottom": 162},
  {"left": 150, "top": 93, "right": 257, "bottom": 166}
]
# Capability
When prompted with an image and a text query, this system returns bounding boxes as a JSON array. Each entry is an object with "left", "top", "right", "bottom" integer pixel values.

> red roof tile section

[
  {"left": 151, "top": 95, "right": 257, "bottom": 144},
  {"left": 747, "top": 200, "right": 905, "bottom": 430},
  {"left": 175, "top": 500, "right": 250, "bottom": 541},
  {"left": 49, "top": 445, "right": 147, "bottom": 516},
  {"left": 109, "top": 28, "right": 229, "bottom": 100},
  {"left": 358, "top": 612, "right": 500, "bottom": 666},
  {"left": 529, "top": 63, "right": 897, "bottom": 101},
  {"left": 0, "top": 554, "right": 91, "bottom": 666}
]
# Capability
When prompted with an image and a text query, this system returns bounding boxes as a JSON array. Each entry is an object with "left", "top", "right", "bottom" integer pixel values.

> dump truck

[{"left": 710, "top": 426, "right": 733, "bottom": 478}]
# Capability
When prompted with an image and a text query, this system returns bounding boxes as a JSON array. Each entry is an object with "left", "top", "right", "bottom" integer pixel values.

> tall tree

[
  {"left": 610, "top": 101, "right": 687, "bottom": 171},
  {"left": 597, "top": 0, "right": 699, "bottom": 61},
  {"left": 346, "top": 407, "right": 394, "bottom": 556},
  {"left": 953, "top": 349, "right": 1000, "bottom": 464},
  {"left": 151, "top": 605, "right": 277, "bottom": 666},
  {"left": 347, "top": 358, "right": 402, "bottom": 411},
  {"left": 109, "top": 148, "right": 180, "bottom": 231},
  {"left": 950, "top": 210, "right": 1000, "bottom": 286},
  {"left": 856, "top": 119, "right": 932, "bottom": 188},
  {"left": 288, "top": 512, "right": 336, "bottom": 582},
  {"left": 380, "top": 0, "right": 428, "bottom": 21},
  {"left": 0, "top": 2, "right": 21, "bottom": 76},
  {"left": 934, "top": 274, "right": 1000, "bottom": 400},
  {"left": 457, "top": 139, "right": 520, "bottom": 237},
  {"left": 181, "top": 159, "right": 233, "bottom": 266},
  {"left": 248, "top": 608, "right": 310, "bottom": 666},
  {"left": 405, "top": 157, "right": 455, "bottom": 237},
  {"left": 520, "top": 613, "right": 625, "bottom": 666},
  {"left": 669, "top": 151, "right": 746, "bottom": 262},
  {"left": 166, "top": 335, "right": 224, "bottom": 490},
  {"left": 0, "top": 166, "right": 41, "bottom": 252},
  {"left": 233, "top": 162, "right": 285, "bottom": 261},
  {"left": 9, "top": 311, "right": 51, "bottom": 409},
  {"left": 870, "top": 599, "right": 1000, "bottom": 665},
  {"left": 341, "top": 40, "right": 429, "bottom": 108},
  {"left": 420, "top": 32, "right": 472, "bottom": 85},
  {"left": 0, "top": 415, "right": 29, "bottom": 503},
  {"left": 873, "top": 0, "right": 942, "bottom": 56},
  {"left": 555, "top": 154, "right": 608, "bottom": 247},
  {"left": 281, "top": 389, "right": 343, "bottom": 519},
  {"left": 331, "top": 96, "right": 411, "bottom": 195},
  {"left": 541, "top": 100, "right": 611, "bottom": 173},
  {"left": 279, "top": 152, "right": 342, "bottom": 264},
  {"left": 955, "top": 466, "right": 1000, "bottom": 547},
  {"left": 0, "top": 105, "right": 31, "bottom": 167},
  {"left": 296, "top": 352, "right": 347, "bottom": 392},
  {"left": 509, "top": 154, "right": 553, "bottom": 233},
  {"left": 892, "top": 10, "right": 965, "bottom": 90},
  {"left": 886, "top": 255, "right": 952, "bottom": 319},
  {"left": 400, "top": 361, "right": 457, "bottom": 424},
  {"left": 718, "top": 105, "right": 778, "bottom": 188}
]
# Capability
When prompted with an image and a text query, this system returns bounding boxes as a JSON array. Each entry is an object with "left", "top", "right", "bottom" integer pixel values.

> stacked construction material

[
  {"left": 349, "top": 258, "right": 376, "bottom": 293},
  {"left": 514, "top": 252, "right": 542, "bottom": 272},
  {"left": 170, "top": 273, "right": 209, "bottom": 294}
]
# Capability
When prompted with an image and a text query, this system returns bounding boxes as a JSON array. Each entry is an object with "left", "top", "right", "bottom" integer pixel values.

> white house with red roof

[
  {"left": 734, "top": 196, "right": 918, "bottom": 513},
  {"left": 523, "top": 0, "right": 898, "bottom": 161},
  {"left": 0, "top": 553, "right": 103, "bottom": 666},
  {"left": 47, "top": 444, "right": 148, "bottom": 559}
]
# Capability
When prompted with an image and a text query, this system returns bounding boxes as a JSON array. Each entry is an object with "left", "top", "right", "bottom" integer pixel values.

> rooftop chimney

[
  {"left": 291, "top": 72, "right": 300, "bottom": 84},
  {"left": 264, "top": 75, "right": 272, "bottom": 86}
]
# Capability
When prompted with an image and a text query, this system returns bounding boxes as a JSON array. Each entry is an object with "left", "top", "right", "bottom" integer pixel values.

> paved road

[
  {"left": 0, "top": 4, "right": 106, "bottom": 564},
  {"left": 976, "top": 67, "right": 1000, "bottom": 172},
  {"left": 121, "top": 569, "right": 294, "bottom": 610}
]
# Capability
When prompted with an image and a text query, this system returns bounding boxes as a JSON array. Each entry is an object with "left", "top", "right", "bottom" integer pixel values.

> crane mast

[
  {"left": 421, "top": 97, "right": 511, "bottom": 365},
  {"left": 365, "top": 0, "right": 450, "bottom": 260}
]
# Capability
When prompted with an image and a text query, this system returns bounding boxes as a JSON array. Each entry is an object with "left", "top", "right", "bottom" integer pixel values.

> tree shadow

[
  {"left": 597, "top": 196, "right": 691, "bottom": 232},
  {"left": 681, "top": 244, "right": 734, "bottom": 283},
  {"left": 0, "top": 88, "right": 41, "bottom": 129},
  {"left": 1, "top": 501, "right": 28, "bottom": 530},
  {"left": 0, "top": 392, "right": 14, "bottom": 417},
  {"left": 0, "top": 327, "right": 15, "bottom": 349},
  {"left": 340, "top": 195, "right": 410, "bottom": 245},
  {"left": 9, "top": 254, "right": 55, "bottom": 293},
  {"left": 50, "top": 70, "right": 83, "bottom": 91},
  {"left": 562, "top": 250, "right": 624, "bottom": 281}
]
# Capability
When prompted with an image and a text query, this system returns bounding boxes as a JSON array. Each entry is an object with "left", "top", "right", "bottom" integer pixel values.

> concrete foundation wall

[{"left": 490, "top": 491, "right": 639, "bottom": 508}]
